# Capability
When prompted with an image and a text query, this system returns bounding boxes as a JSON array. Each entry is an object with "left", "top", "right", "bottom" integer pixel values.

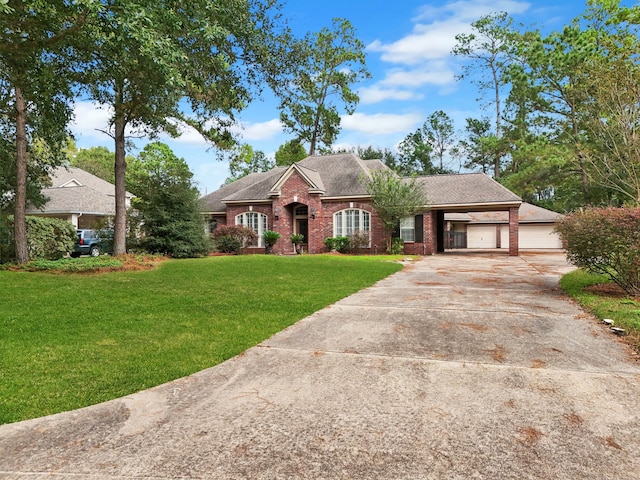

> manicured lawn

[
  {"left": 561, "top": 269, "right": 640, "bottom": 352},
  {"left": 0, "top": 255, "right": 404, "bottom": 425}
]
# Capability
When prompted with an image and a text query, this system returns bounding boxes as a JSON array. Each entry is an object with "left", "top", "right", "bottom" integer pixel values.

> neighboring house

[
  {"left": 26, "top": 166, "right": 134, "bottom": 229},
  {"left": 201, "top": 153, "right": 524, "bottom": 256},
  {"left": 445, "top": 203, "right": 564, "bottom": 250}
]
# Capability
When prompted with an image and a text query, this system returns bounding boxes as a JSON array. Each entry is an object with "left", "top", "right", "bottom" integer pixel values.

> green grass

[
  {"left": 561, "top": 269, "right": 640, "bottom": 350},
  {"left": 0, "top": 255, "right": 405, "bottom": 424}
]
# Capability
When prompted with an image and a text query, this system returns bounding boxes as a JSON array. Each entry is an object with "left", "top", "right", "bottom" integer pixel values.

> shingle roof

[
  {"left": 445, "top": 202, "right": 563, "bottom": 224},
  {"left": 199, "top": 156, "right": 522, "bottom": 212},
  {"left": 26, "top": 166, "right": 132, "bottom": 216},
  {"left": 415, "top": 173, "right": 521, "bottom": 208}
]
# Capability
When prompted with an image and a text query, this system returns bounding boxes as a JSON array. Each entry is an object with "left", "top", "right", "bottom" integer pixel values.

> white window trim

[
  {"left": 235, "top": 212, "right": 268, "bottom": 247},
  {"left": 400, "top": 216, "right": 415, "bottom": 242},
  {"left": 333, "top": 208, "right": 371, "bottom": 242}
]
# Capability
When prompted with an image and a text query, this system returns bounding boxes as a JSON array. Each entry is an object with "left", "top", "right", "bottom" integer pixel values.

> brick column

[
  {"left": 423, "top": 211, "right": 435, "bottom": 255},
  {"left": 509, "top": 206, "right": 519, "bottom": 256}
]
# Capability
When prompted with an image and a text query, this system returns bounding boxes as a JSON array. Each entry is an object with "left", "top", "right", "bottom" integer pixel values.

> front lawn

[
  {"left": 0, "top": 255, "right": 405, "bottom": 425},
  {"left": 561, "top": 269, "right": 640, "bottom": 353}
]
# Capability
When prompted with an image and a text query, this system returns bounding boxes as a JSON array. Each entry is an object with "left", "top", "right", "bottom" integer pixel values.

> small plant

[
  {"left": 211, "top": 225, "right": 258, "bottom": 254},
  {"left": 348, "top": 230, "right": 370, "bottom": 254},
  {"left": 324, "top": 236, "right": 350, "bottom": 253},
  {"left": 263, "top": 230, "right": 281, "bottom": 254},
  {"left": 290, "top": 233, "right": 304, "bottom": 254},
  {"left": 388, "top": 237, "right": 404, "bottom": 255}
]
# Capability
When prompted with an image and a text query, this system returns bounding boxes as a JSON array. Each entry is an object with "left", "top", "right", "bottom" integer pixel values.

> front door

[{"left": 297, "top": 219, "right": 308, "bottom": 244}]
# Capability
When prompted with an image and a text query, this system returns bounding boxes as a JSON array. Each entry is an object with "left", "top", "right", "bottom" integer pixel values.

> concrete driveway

[{"left": 1, "top": 252, "right": 639, "bottom": 479}]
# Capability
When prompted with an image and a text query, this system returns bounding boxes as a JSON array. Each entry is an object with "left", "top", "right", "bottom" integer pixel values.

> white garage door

[
  {"left": 519, "top": 225, "right": 562, "bottom": 249},
  {"left": 467, "top": 225, "right": 498, "bottom": 248}
]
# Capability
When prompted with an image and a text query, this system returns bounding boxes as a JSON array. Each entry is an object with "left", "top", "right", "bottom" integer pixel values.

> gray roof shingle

[{"left": 415, "top": 173, "right": 521, "bottom": 208}]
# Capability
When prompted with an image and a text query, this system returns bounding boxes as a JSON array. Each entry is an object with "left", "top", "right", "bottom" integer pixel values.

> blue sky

[{"left": 70, "top": 0, "right": 600, "bottom": 194}]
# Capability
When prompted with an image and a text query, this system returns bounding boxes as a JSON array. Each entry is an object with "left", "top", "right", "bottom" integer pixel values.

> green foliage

[
  {"left": 561, "top": 269, "right": 640, "bottom": 351},
  {"left": 389, "top": 237, "right": 405, "bottom": 255},
  {"left": 397, "top": 112, "right": 457, "bottom": 175},
  {"left": 0, "top": 255, "right": 403, "bottom": 424},
  {"left": 224, "top": 144, "right": 274, "bottom": 184},
  {"left": 0, "top": 216, "right": 77, "bottom": 262},
  {"left": 279, "top": 18, "right": 370, "bottom": 155},
  {"left": 129, "top": 143, "right": 210, "bottom": 258},
  {"left": 363, "top": 169, "right": 428, "bottom": 251},
  {"left": 69, "top": 146, "right": 117, "bottom": 184},
  {"left": 275, "top": 139, "right": 307, "bottom": 166},
  {"left": 290, "top": 233, "right": 304, "bottom": 244},
  {"left": 555, "top": 207, "right": 640, "bottom": 295},
  {"left": 324, "top": 236, "right": 350, "bottom": 253},
  {"left": 263, "top": 229, "right": 281, "bottom": 253},
  {"left": 212, "top": 225, "right": 258, "bottom": 254}
]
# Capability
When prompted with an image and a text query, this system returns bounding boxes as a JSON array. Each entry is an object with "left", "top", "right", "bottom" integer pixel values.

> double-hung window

[{"left": 400, "top": 216, "right": 415, "bottom": 242}]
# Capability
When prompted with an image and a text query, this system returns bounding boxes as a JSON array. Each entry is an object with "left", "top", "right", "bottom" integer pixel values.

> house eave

[{"left": 428, "top": 201, "right": 522, "bottom": 212}]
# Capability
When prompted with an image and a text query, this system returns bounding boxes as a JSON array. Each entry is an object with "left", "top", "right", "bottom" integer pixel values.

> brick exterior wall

[{"left": 509, "top": 206, "right": 519, "bottom": 256}]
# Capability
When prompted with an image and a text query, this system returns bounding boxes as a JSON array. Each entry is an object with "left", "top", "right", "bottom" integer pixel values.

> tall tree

[
  {"left": 423, "top": 111, "right": 457, "bottom": 171},
  {"left": 452, "top": 12, "right": 517, "bottom": 178},
  {"left": 128, "top": 142, "right": 209, "bottom": 258},
  {"left": 362, "top": 169, "right": 427, "bottom": 252},
  {"left": 274, "top": 139, "right": 307, "bottom": 166},
  {"left": 1, "top": 0, "right": 93, "bottom": 263},
  {"left": 69, "top": 146, "right": 117, "bottom": 183},
  {"left": 279, "top": 18, "right": 370, "bottom": 155},
  {"left": 224, "top": 144, "right": 273, "bottom": 184},
  {"left": 81, "top": 0, "right": 290, "bottom": 255}
]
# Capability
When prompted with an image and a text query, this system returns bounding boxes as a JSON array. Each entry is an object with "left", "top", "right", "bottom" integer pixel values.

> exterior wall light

[
  {"left": 310, "top": 207, "right": 316, "bottom": 219},
  {"left": 274, "top": 207, "right": 279, "bottom": 220}
]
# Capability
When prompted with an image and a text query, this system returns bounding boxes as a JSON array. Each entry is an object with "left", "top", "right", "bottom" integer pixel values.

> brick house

[{"left": 200, "top": 153, "right": 523, "bottom": 256}]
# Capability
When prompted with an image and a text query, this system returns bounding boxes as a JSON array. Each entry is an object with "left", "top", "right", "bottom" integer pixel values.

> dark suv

[{"left": 71, "top": 229, "right": 106, "bottom": 257}]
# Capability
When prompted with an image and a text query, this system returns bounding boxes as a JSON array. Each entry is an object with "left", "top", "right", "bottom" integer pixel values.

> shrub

[
  {"left": 211, "top": 225, "right": 258, "bottom": 254},
  {"left": 555, "top": 207, "right": 640, "bottom": 295},
  {"left": 324, "top": 236, "right": 350, "bottom": 253},
  {"left": 25, "top": 217, "right": 77, "bottom": 260},
  {"left": 263, "top": 230, "right": 281, "bottom": 254},
  {"left": 348, "top": 230, "right": 370, "bottom": 254},
  {"left": 388, "top": 237, "right": 404, "bottom": 255}
]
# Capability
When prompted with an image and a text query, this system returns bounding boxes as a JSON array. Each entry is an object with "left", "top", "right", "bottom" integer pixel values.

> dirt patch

[
  {"left": 488, "top": 344, "right": 507, "bottom": 362},
  {"left": 517, "top": 426, "right": 544, "bottom": 444},
  {"left": 585, "top": 283, "right": 640, "bottom": 301},
  {"left": 563, "top": 413, "right": 584, "bottom": 426},
  {"left": 530, "top": 359, "right": 546, "bottom": 369},
  {"left": 459, "top": 323, "right": 489, "bottom": 332},
  {"left": 605, "top": 436, "right": 623, "bottom": 450}
]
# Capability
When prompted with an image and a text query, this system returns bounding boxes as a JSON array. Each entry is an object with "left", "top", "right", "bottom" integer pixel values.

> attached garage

[{"left": 446, "top": 203, "right": 564, "bottom": 250}]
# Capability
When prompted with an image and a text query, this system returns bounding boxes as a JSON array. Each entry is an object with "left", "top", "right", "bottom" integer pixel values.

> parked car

[{"left": 71, "top": 229, "right": 109, "bottom": 257}]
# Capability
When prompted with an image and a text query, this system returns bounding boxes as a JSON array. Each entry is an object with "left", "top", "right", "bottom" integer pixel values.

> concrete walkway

[{"left": 1, "top": 252, "right": 639, "bottom": 479}]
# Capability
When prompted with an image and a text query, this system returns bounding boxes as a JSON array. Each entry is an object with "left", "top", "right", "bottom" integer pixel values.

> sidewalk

[{"left": 1, "top": 252, "right": 639, "bottom": 479}]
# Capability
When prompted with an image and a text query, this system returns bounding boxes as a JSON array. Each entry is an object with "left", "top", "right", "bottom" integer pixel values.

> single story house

[
  {"left": 26, "top": 166, "right": 134, "bottom": 229},
  {"left": 445, "top": 203, "right": 564, "bottom": 250},
  {"left": 201, "top": 153, "right": 525, "bottom": 256}
]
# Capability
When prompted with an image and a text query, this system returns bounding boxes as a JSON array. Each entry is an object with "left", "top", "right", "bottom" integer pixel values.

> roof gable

[{"left": 268, "top": 163, "right": 326, "bottom": 196}]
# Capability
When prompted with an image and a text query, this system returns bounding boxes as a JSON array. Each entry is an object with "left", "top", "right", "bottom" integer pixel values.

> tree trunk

[
  {"left": 112, "top": 86, "right": 128, "bottom": 256},
  {"left": 14, "top": 85, "right": 29, "bottom": 264}
]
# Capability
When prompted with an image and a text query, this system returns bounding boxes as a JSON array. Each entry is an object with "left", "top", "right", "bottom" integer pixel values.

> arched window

[
  {"left": 236, "top": 212, "right": 268, "bottom": 247},
  {"left": 333, "top": 209, "right": 370, "bottom": 239}
]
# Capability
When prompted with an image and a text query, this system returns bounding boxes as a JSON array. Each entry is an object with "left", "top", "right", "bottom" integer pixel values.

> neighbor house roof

[
  {"left": 445, "top": 202, "right": 563, "bottom": 224},
  {"left": 26, "top": 166, "right": 133, "bottom": 216}
]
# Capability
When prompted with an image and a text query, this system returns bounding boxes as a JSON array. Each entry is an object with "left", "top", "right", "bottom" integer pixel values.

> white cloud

[
  {"left": 341, "top": 112, "right": 423, "bottom": 136},
  {"left": 71, "top": 101, "right": 113, "bottom": 140},
  {"left": 369, "top": 0, "right": 531, "bottom": 65},
  {"left": 235, "top": 118, "right": 283, "bottom": 141},
  {"left": 359, "top": 86, "right": 422, "bottom": 104}
]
